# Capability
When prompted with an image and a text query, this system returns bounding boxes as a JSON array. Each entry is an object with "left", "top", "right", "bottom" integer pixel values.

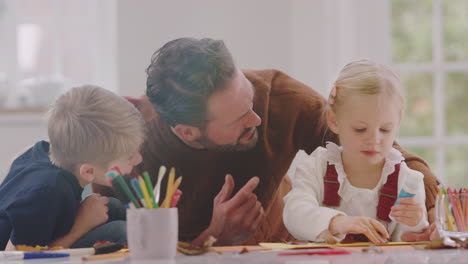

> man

[{"left": 94, "top": 38, "right": 439, "bottom": 246}]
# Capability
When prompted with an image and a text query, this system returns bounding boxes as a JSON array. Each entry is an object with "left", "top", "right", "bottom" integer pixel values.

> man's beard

[{"left": 196, "top": 127, "right": 259, "bottom": 152}]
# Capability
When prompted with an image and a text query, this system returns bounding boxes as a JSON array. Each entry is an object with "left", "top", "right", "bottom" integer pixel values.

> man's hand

[
  {"left": 390, "top": 197, "right": 424, "bottom": 227},
  {"left": 193, "top": 174, "right": 264, "bottom": 246},
  {"left": 329, "top": 215, "right": 389, "bottom": 244},
  {"left": 401, "top": 223, "right": 439, "bottom": 242},
  {"left": 72, "top": 194, "right": 110, "bottom": 235}
]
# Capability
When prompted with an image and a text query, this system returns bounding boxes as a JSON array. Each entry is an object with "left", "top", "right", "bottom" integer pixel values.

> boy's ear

[
  {"left": 172, "top": 124, "right": 202, "bottom": 142},
  {"left": 326, "top": 109, "right": 339, "bottom": 134},
  {"left": 78, "top": 163, "right": 96, "bottom": 183}
]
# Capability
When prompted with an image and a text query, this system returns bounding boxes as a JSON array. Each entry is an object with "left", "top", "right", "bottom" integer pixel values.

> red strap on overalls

[
  {"left": 376, "top": 163, "right": 400, "bottom": 222},
  {"left": 322, "top": 162, "right": 401, "bottom": 222},
  {"left": 323, "top": 163, "right": 340, "bottom": 206}
]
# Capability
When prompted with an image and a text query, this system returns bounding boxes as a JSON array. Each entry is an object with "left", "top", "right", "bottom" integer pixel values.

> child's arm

[
  {"left": 49, "top": 194, "right": 110, "bottom": 248},
  {"left": 283, "top": 148, "right": 389, "bottom": 243},
  {"left": 328, "top": 215, "right": 388, "bottom": 244},
  {"left": 283, "top": 149, "right": 346, "bottom": 241}
]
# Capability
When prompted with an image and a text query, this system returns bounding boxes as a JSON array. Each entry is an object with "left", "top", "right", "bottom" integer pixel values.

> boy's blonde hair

[
  {"left": 48, "top": 85, "right": 145, "bottom": 172},
  {"left": 329, "top": 59, "right": 405, "bottom": 113}
]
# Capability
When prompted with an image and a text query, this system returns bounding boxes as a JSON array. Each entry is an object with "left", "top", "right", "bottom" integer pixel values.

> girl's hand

[
  {"left": 329, "top": 215, "right": 389, "bottom": 244},
  {"left": 390, "top": 197, "right": 424, "bottom": 227}
]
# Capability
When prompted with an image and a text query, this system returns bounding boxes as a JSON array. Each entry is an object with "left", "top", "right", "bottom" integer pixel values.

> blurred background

[{"left": 0, "top": 0, "right": 467, "bottom": 188}]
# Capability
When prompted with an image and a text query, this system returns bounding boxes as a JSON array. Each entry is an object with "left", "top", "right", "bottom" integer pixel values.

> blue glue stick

[{"left": 394, "top": 176, "right": 419, "bottom": 205}]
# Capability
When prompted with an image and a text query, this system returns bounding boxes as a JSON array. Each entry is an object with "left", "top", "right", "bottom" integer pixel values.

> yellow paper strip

[{"left": 259, "top": 241, "right": 429, "bottom": 250}]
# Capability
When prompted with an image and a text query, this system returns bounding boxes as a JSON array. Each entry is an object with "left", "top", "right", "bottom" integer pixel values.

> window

[
  {"left": 0, "top": 0, "right": 116, "bottom": 111},
  {"left": 392, "top": 0, "right": 468, "bottom": 188}
]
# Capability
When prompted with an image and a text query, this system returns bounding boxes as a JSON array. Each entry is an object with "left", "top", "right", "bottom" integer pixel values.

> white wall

[
  {"left": 116, "top": 0, "right": 293, "bottom": 97},
  {"left": 115, "top": 0, "right": 390, "bottom": 98},
  {"left": 0, "top": 114, "right": 47, "bottom": 180},
  {"left": 1, "top": 0, "right": 390, "bottom": 182}
]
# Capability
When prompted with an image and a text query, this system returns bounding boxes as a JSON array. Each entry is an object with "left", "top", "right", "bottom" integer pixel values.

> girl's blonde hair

[
  {"left": 328, "top": 59, "right": 405, "bottom": 113},
  {"left": 48, "top": 85, "right": 146, "bottom": 172}
]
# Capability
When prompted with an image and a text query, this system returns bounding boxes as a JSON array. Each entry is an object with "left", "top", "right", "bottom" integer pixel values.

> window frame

[
  {"left": 0, "top": 0, "right": 117, "bottom": 111},
  {"left": 390, "top": 0, "right": 468, "bottom": 184}
]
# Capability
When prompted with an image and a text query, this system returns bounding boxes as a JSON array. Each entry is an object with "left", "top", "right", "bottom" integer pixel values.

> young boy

[{"left": 0, "top": 85, "right": 145, "bottom": 249}]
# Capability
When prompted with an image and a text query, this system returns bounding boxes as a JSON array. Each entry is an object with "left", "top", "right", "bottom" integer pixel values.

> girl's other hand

[{"left": 329, "top": 215, "right": 389, "bottom": 244}]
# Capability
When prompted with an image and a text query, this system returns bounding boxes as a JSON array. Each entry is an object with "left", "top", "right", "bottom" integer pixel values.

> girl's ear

[{"left": 326, "top": 109, "right": 339, "bottom": 134}]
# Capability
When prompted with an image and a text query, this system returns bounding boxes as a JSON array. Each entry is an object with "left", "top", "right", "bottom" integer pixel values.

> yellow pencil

[
  {"left": 139, "top": 176, "right": 153, "bottom": 209},
  {"left": 162, "top": 167, "right": 175, "bottom": 208}
]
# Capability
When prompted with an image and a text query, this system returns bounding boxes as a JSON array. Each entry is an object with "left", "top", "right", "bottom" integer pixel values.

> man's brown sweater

[{"left": 95, "top": 69, "right": 440, "bottom": 244}]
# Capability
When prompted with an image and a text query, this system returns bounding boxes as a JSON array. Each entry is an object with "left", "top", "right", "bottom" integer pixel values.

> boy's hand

[
  {"left": 329, "top": 215, "right": 389, "bottom": 244},
  {"left": 72, "top": 194, "right": 110, "bottom": 234},
  {"left": 390, "top": 197, "right": 424, "bottom": 227},
  {"left": 49, "top": 194, "right": 110, "bottom": 248}
]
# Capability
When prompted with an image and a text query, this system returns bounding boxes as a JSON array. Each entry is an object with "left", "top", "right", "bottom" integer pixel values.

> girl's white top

[{"left": 283, "top": 142, "right": 429, "bottom": 242}]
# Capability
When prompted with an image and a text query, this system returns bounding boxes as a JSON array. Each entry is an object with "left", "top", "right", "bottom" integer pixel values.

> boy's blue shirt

[{"left": 0, "top": 141, "right": 83, "bottom": 249}]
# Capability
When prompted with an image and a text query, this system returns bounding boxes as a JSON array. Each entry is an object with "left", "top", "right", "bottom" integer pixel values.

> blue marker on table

[{"left": 0, "top": 251, "right": 69, "bottom": 260}]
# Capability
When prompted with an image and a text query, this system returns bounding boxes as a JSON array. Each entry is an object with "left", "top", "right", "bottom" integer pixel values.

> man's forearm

[{"left": 428, "top": 207, "right": 435, "bottom": 224}]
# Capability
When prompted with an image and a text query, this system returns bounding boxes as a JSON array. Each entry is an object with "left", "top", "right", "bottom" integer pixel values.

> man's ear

[
  {"left": 78, "top": 163, "right": 96, "bottom": 183},
  {"left": 326, "top": 109, "right": 339, "bottom": 134},
  {"left": 172, "top": 124, "right": 202, "bottom": 142}
]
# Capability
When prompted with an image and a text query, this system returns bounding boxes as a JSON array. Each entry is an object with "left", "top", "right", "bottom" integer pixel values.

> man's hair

[
  {"left": 146, "top": 38, "right": 236, "bottom": 127},
  {"left": 48, "top": 85, "right": 145, "bottom": 171}
]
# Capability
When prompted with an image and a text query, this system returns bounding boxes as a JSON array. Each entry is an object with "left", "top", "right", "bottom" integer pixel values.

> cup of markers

[
  {"left": 106, "top": 166, "right": 183, "bottom": 260},
  {"left": 435, "top": 187, "right": 468, "bottom": 240}
]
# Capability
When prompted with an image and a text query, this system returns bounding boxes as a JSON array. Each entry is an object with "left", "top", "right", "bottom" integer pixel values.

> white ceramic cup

[{"left": 127, "top": 208, "right": 178, "bottom": 260}]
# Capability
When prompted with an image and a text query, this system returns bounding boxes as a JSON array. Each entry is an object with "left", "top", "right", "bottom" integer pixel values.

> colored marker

[
  {"left": 153, "top": 166, "right": 166, "bottom": 206},
  {"left": 170, "top": 189, "right": 183, "bottom": 208},
  {"left": 162, "top": 167, "right": 176, "bottom": 208},
  {"left": 143, "top": 171, "right": 157, "bottom": 208},
  {"left": 0, "top": 252, "right": 69, "bottom": 260},
  {"left": 115, "top": 175, "right": 140, "bottom": 208},
  {"left": 139, "top": 176, "right": 153, "bottom": 209},
  {"left": 54, "top": 242, "right": 123, "bottom": 256},
  {"left": 131, "top": 178, "right": 147, "bottom": 208}
]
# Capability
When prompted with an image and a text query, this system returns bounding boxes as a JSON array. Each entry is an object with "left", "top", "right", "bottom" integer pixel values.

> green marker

[
  {"left": 143, "top": 171, "right": 157, "bottom": 208},
  {"left": 116, "top": 176, "right": 140, "bottom": 208},
  {"left": 131, "top": 178, "right": 147, "bottom": 208}
]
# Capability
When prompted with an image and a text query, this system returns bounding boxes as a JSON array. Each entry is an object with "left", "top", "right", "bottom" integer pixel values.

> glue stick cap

[{"left": 403, "top": 173, "right": 421, "bottom": 194}]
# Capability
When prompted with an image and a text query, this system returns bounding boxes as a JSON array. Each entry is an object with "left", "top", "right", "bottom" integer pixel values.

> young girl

[{"left": 283, "top": 59, "right": 429, "bottom": 243}]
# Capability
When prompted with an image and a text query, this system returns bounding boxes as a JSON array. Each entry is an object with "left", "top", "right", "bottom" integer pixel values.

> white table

[{"left": 2, "top": 248, "right": 468, "bottom": 264}]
